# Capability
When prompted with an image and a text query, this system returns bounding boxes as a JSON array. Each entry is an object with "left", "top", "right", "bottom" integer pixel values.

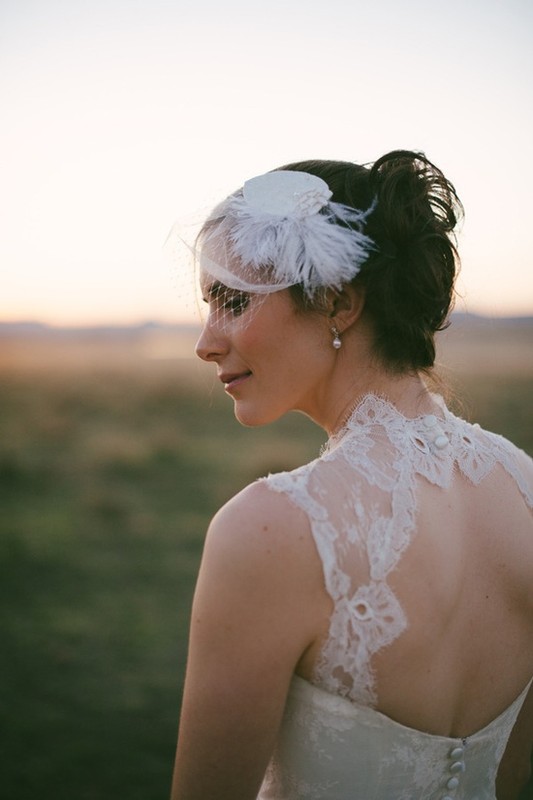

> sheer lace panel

[{"left": 260, "top": 395, "right": 533, "bottom": 707}]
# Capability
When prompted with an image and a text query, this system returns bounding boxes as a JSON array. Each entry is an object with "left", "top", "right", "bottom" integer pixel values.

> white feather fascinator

[{"left": 196, "top": 170, "right": 376, "bottom": 296}]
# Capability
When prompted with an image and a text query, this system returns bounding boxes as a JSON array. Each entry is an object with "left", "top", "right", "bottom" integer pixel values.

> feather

[
  {"left": 220, "top": 196, "right": 376, "bottom": 295},
  {"left": 197, "top": 171, "right": 377, "bottom": 297}
]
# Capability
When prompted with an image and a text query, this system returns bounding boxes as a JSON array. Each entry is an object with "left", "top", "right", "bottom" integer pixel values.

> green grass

[
  {"left": 0, "top": 363, "right": 323, "bottom": 799},
  {"left": 0, "top": 354, "right": 531, "bottom": 799}
]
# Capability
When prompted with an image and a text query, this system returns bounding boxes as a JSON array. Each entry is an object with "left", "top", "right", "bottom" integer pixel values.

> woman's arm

[
  {"left": 496, "top": 681, "right": 533, "bottom": 800},
  {"left": 170, "top": 482, "right": 329, "bottom": 800}
]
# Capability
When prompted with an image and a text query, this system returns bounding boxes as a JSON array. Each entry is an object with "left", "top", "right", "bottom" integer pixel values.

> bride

[{"left": 169, "top": 151, "right": 533, "bottom": 799}]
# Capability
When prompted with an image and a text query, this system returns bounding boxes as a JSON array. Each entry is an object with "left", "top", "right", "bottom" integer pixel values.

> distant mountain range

[
  {"left": 0, "top": 321, "right": 201, "bottom": 338},
  {"left": 0, "top": 313, "right": 532, "bottom": 338}
]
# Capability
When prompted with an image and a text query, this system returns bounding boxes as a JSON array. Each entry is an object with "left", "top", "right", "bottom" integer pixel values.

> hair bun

[{"left": 356, "top": 150, "right": 463, "bottom": 370}]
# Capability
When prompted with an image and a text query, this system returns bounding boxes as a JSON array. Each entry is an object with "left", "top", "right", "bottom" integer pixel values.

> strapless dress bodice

[{"left": 258, "top": 675, "right": 532, "bottom": 800}]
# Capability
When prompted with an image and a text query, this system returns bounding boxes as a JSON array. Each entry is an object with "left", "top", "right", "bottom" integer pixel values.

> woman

[{"left": 170, "top": 151, "right": 533, "bottom": 799}]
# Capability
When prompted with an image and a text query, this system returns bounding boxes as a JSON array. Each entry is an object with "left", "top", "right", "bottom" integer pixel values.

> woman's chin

[{"left": 233, "top": 402, "right": 281, "bottom": 428}]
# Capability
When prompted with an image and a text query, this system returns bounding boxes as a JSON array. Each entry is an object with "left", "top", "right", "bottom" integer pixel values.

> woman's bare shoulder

[
  {"left": 208, "top": 480, "right": 311, "bottom": 552},
  {"left": 199, "top": 481, "right": 326, "bottom": 617}
]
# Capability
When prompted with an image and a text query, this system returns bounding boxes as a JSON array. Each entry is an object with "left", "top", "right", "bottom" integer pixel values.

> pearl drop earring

[{"left": 331, "top": 326, "right": 342, "bottom": 350}]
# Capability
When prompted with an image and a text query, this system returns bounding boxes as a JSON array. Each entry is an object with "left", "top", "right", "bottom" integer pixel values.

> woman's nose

[{"left": 195, "top": 318, "right": 228, "bottom": 362}]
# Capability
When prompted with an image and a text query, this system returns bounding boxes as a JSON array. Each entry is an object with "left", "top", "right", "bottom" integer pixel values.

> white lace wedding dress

[{"left": 256, "top": 395, "right": 533, "bottom": 800}]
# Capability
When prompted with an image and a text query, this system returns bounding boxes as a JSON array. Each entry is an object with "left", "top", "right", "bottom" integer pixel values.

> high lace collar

[{"left": 326, "top": 392, "right": 449, "bottom": 450}]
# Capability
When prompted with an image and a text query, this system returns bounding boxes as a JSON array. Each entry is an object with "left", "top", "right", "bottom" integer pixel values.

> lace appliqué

[{"left": 261, "top": 395, "right": 533, "bottom": 708}]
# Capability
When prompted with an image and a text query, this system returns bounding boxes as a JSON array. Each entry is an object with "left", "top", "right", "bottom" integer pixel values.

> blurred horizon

[
  {"left": 2, "top": 311, "right": 532, "bottom": 377},
  {"left": 2, "top": 308, "right": 533, "bottom": 333}
]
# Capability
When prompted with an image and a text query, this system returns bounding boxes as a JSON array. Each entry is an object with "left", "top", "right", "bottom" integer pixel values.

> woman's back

[
  {"left": 258, "top": 395, "right": 533, "bottom": 798},
  {"left": 375, "top": 460, "right": 533, "bottom": 737}
]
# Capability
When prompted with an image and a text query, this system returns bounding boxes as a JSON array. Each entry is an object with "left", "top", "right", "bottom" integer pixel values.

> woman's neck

[{"left": 325, "top": 371, "right": 435, "bottom": 437}]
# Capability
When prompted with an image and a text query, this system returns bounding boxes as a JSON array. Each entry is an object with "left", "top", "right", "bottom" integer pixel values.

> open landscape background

[{"left": 1, "top": 315, "right": 532, "bottom": 799}]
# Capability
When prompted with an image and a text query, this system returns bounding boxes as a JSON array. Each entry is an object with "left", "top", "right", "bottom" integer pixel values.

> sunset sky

[{"left": 1, "top": 0, "right": 532, "bottom": 325}]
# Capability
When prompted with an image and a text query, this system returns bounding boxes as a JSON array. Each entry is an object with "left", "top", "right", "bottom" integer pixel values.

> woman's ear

[{"left": 327, "top": 284, "right": 366, "bottom": 332}]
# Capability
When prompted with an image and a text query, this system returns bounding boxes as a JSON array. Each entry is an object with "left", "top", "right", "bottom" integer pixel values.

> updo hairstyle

[{"left": 280, "top": 151, "right": 463, "bottom": 373}]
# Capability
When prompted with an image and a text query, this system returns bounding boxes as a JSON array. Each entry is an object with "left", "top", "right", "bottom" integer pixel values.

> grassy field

[{"left": 0, "top": 319, "right": 532, "bottom": 799}]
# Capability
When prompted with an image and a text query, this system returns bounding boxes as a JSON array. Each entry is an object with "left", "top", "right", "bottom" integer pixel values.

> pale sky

[{"left": 1, "top": 0, "right": 532, "bottom": 325}]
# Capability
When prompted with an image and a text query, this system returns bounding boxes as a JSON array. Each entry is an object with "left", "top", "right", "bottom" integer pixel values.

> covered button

[
  {"left": 434, "top": 434, "right": 449, "bottom": 449},
  {"left": 446, "top": 777, "right": 460, "bottom": 790},
  {"left": 450, "top": 761, "right": 465, "bottom": 773},
  {"left": 449, "top": 746, "right": 464, "bottom": 759}
]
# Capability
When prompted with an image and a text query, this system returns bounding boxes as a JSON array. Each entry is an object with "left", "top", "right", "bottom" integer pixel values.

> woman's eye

[
  {"left": 202, "top": 283, "right": 250, "bottom": 320},
  {"left": 222, "top": 293, "right": 249, "bottom": 317}
]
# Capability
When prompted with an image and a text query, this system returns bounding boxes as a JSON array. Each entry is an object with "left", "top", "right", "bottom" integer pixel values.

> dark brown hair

[{"left": 279, "top": 151, "right": 463, "bottom": 373}]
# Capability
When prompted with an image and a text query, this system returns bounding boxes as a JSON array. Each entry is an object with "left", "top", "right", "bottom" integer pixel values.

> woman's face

[{"left": 195, "top": 279, "right": 335, "bottom": 427}]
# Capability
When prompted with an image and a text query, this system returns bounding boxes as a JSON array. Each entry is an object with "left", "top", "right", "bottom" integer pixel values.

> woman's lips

[{"left": 220, "top": 371, "right": 252, "bottom": 392}]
